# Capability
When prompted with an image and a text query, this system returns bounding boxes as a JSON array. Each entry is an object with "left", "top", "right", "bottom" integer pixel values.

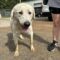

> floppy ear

[
  {"left": 32, "top": 9, "right": 35, "bottom": 19},
  {"left": 11, "top": 10, "right": 14, "bottom": 19},
  {"left": 11, "top": 8, "right": 17, "bottom": 19},
  {"left": 33, "top": 10, "right": 35, "bottom": 19},
  {"left": 10, "top": 9, "right": 14, "bottom": 21}
]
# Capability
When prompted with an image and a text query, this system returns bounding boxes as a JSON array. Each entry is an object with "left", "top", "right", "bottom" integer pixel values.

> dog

[{"left": 10, "top": 3, "right": 35, "bottom": 56}]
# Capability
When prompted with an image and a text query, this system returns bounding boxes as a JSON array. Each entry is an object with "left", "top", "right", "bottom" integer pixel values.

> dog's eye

[
  {"left": 28, "top": 11, "right": 31, "bottom": 15},
  {"left": 19, "top": 11, "right": 23, "bottom": 15}
]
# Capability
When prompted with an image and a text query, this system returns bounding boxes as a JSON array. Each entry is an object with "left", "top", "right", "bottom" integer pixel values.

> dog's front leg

[
  {"left": 30, "top": 31, "right": 35, "bottom": 52},
  {"left": 14, "top": 42, "right": 19, "bottom": 56},
  {"left": 13, "top": 33, "right": 19, "bottom": 56}
]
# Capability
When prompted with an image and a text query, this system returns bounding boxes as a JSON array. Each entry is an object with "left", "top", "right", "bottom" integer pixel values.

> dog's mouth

[{"left": 22, "top": 25, "right": 29, "bottom": 30}]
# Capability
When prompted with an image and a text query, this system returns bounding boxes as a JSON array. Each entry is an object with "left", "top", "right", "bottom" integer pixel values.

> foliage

[
  {"left": 0, "top": 0, "right": 35, "bottom": 9},
  {"left": 0, "top": 0, "right": 19, "bottom": 9}
]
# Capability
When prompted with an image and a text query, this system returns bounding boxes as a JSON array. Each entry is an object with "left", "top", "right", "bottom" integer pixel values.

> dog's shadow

[
  {"left": 6, "top": 33, "right": 30, "bottom": 52},
  {"left": 6, "top": 33, "right": 60, "bottom": 52},
  {"left": 6, "top": 33, "right": 16, "bottom": 52}
]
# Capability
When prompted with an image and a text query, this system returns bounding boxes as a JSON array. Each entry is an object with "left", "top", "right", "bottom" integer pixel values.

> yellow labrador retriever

[{"left": 10, "top": 3, "right": 35, "bottom": 56}]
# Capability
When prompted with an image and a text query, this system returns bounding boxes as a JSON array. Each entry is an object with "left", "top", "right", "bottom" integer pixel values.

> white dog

[{"left": 10, "top": 3, "right": 35, "bottom": 56}]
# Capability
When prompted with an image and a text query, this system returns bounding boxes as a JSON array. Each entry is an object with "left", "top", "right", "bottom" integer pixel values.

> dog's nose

[{"left": 24, "top": 21, "right": 30, "bottom": 27}]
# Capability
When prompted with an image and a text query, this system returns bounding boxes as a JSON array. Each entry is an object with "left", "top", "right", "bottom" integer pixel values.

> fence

[{"left": 0, "top": 9, "right": 11, "bottom": 17}]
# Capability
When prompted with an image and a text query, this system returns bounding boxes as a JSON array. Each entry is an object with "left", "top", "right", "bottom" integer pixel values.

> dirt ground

[{"left": 0, "top": 20, "right": 60, "bottom": 60}]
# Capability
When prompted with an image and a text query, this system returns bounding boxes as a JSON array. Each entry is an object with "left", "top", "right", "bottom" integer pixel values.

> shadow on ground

[
  {"left": 34, "top": 33, "right": 49, "bottom": 45},
  {"left": 6, "top": 32, "right": 50, "bottom": 52},
  {"left": 6, "top": 33, "right": 16, "bottom": 52}
]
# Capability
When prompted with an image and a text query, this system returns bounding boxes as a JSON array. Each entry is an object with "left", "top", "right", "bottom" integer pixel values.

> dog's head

[{"left": 11, "top": 3, "right": 35, "bottom": 30}]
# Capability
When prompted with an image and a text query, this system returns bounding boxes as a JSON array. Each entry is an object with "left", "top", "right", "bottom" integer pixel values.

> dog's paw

[
  {"left": 14, "top": 51, "right": 19, "bottom": 56},
  {"left": 31, "top": 46, "right": 35, "bottom": 52}
]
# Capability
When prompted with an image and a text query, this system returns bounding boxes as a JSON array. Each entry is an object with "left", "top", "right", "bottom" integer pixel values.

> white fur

[{"left": 10, "top": 3, "right": 35, "bottom": 56}]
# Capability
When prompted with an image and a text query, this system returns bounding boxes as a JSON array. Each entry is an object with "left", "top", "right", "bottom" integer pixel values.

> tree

[
  {"left": 21, "top": 0, "right": 34, "bottom": 2},
  {"left": 0, "top": 0, "right": 35, "bottom": 9},
  {"left": 0, "top": 0, "right": 20, "bottom": 9}
]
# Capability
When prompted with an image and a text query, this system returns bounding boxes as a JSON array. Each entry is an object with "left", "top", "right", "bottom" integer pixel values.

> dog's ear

[
  {"left": 11, "top": 12, "right": 16, "bottom": 19},
  {"left": 32, "top": 10, "right": 35, "bottom": 20},
  {"left": 12, "top": 12, "right": 16, "bottom": 18},
  {"left": 33, "top": 11, "right": 35, "bottom": 19},
  {"left": 11, "top": 9, "right": 17, "bottom": 19}
]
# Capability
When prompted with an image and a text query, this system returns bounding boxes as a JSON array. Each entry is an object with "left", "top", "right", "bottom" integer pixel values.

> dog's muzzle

[
  {"left": 24, "top": 21, "right": 30, "bottom": 27},
  {"left": 22, "top": 21, "right": 30, "bottom": 30}
]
